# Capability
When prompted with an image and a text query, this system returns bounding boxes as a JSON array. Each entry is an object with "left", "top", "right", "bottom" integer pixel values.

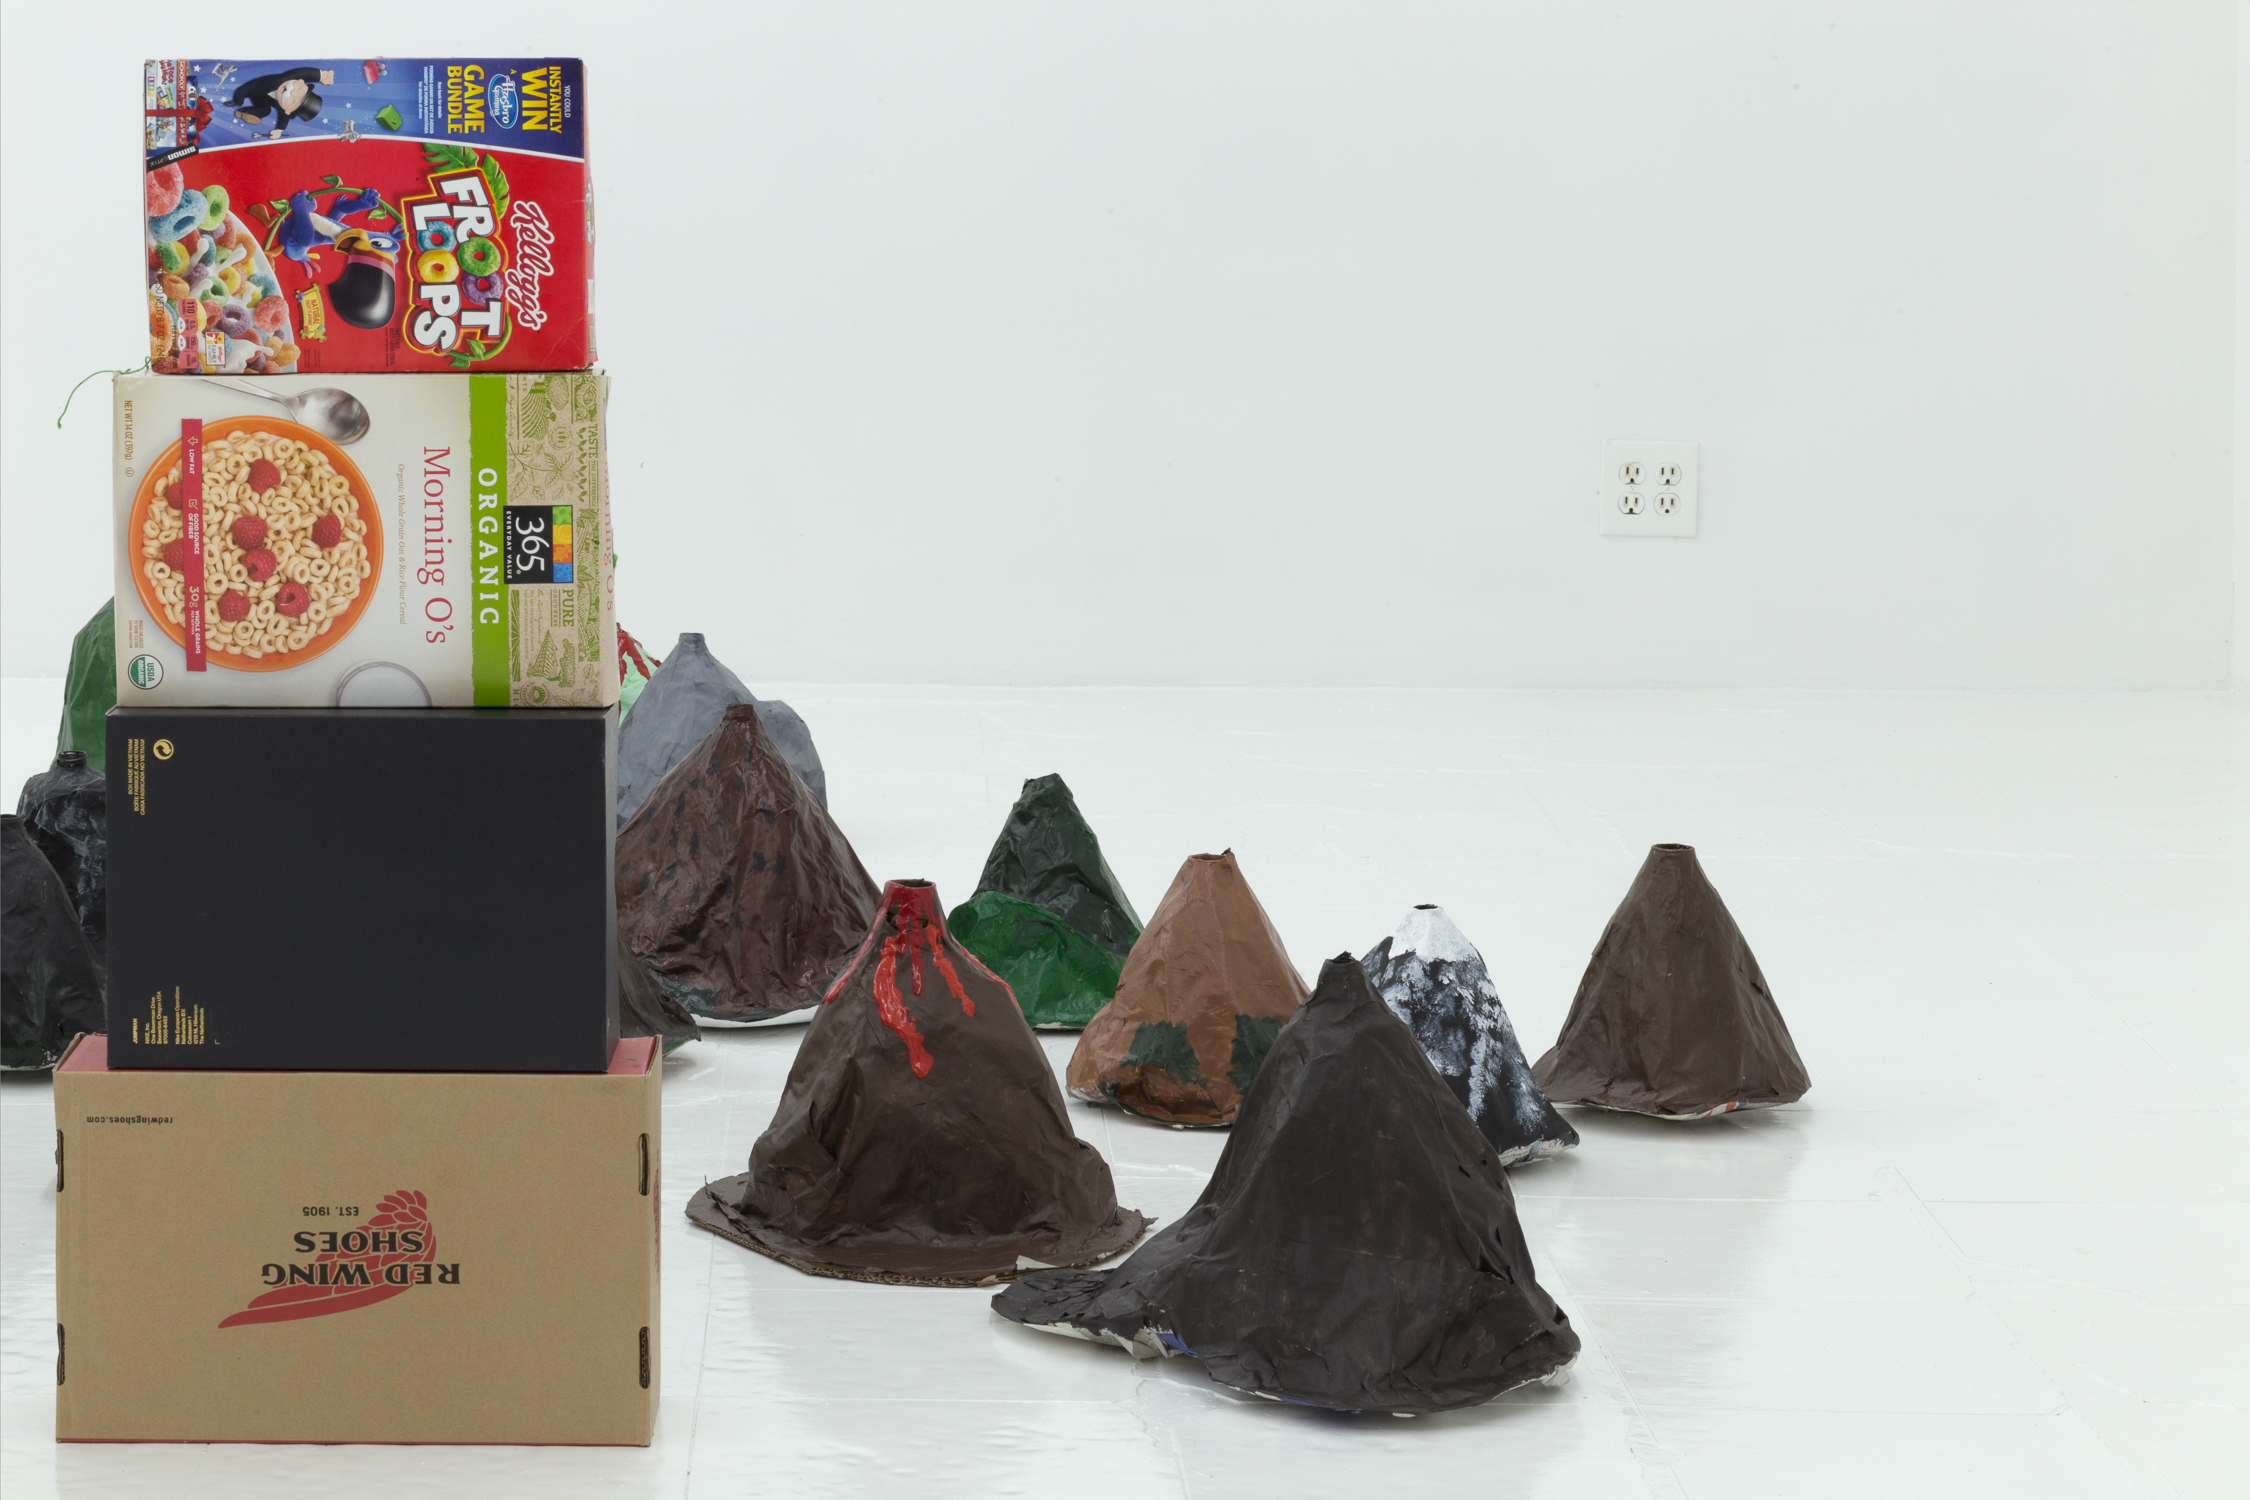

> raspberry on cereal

[
  {"left": 231, "top": 515, "right": 269, "bottom": 549},
  {"left": 246, "top": 459, "right": 281, "bottom": 495},
  {"left": 310, "top": 514, "right": 344, "bottom": 549},
  {"left": 217, "top": 589, "right": 250, "bottom": 622},
  {"left": 161, "top": 539, "right": 186, "bottom": 571},
  {"left": 274, "top": 582, "right": 311, "bottom": 618},
  {"left": 245, "top": 548, "right": 279, "bottom": 581}
]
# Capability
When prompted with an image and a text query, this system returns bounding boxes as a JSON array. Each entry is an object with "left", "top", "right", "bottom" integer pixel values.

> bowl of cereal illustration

[{"left": 129, "top": 417, "right": 382, "bottom": 672}]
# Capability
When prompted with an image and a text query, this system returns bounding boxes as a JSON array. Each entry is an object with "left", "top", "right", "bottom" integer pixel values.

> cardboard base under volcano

[
  {"left": 686, "top": 1006, "right": 818, "bottom": 1030},
  {"left": 685, "top": 1177, "right": 1144, "bottom": 1288},
  {"left": 1005, "top": 1309, "right": 1582, "bottom": 1411}
]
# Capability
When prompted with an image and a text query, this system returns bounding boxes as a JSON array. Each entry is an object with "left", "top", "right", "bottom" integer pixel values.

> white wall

[
  {"left": 2237, "top": 0, "right": 2249, "bottom": 688},
  {"left": 2, "top": 0, "right": 2237, "bottom": 688}
]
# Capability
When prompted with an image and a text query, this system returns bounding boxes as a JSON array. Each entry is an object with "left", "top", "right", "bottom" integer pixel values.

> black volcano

[
  {"left": 16, "top": 750, "right": 107, "bottom": 974},
  {"left": 3, "top": 815, "right": 106, "bottom": 1071},
  {"left": 996, "top": 953, "right": 1580, "bottom": 1413}
]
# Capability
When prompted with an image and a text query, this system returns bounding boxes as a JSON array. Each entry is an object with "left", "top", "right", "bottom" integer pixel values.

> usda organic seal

[{"left": 127, "top": 654, "right": 163, "bottom": 689}]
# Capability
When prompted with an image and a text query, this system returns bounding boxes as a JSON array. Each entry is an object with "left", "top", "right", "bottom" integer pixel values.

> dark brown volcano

[
  {"left": 996, "top": 954, "right": 1580, "bottom": 1413},
  {"left": 1533, "top": 844, "right": 1810, "bottom": 1119},
  {"left": 687, "top": 880, "right": 1151, "bottom": 1285},
  {"left": 615, "top": 703, "right": 878, "bottom": 1024}
]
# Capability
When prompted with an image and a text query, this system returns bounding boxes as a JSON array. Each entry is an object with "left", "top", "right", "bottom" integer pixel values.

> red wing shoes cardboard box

[
  {"left": 106, "top": 706, "right": 618, "bottom": 1071},
  {"left": 54, "top": 1034, "right": 660, "bottom": 1444}
]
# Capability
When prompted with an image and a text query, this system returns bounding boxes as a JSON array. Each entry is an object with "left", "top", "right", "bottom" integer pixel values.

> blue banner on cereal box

[{"left": 146, "top": 59, "right": 585, "bottom": 167}]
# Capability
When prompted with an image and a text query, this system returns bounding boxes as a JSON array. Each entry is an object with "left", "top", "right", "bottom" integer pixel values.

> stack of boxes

[{"left": 54, "top": 58, "right": 658, "bottom": 1445}]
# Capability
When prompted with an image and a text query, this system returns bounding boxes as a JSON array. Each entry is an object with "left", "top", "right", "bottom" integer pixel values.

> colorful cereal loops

[
  {"left": 415, "top": 220, "right": 459, "bottom": 253},
  {"left": 145, "top": 163, "right": 186, "bottom": 218},
  {"left": 456, "top": 236, "right": 502, "bottom": 278},
  {"left": 414, "top": 249, "right": 459, "bottom": 284},
  {"left": 142, "top": 430, "right": 370, "bottom": 661},
  {"left": 150, "top": 189, "right": 206, "bottom": 244}
]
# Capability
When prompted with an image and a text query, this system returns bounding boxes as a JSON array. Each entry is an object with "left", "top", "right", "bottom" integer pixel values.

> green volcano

[
  {"left": 950, "top": 892, "right": 1124, "bottom": 1029},
  {"left": 952, "top": 774, "right": 1143, "bottom": 1029}
]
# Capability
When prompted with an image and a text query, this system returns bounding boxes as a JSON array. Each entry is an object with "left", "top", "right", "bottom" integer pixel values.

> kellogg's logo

[
  {"left": 219, "top": 1190, "right": 460, "bottom": 1329},
  {"left": 487, "top": 75, "right": 520, "bottom": 131}
]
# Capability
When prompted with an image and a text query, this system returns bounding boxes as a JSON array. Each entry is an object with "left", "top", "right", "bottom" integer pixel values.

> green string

[{"left": 56, "top": 359, "right": 152, "bottom": 428}]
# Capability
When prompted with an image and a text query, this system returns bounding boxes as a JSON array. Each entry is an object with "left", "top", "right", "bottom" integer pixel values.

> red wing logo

[{"left": 219, "top": 1191, "right": 436, "bottom": 1329}]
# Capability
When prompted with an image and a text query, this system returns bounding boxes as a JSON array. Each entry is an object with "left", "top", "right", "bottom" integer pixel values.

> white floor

[{"left": 2, "top": 681, "right": 2245, "bottom": 1498}]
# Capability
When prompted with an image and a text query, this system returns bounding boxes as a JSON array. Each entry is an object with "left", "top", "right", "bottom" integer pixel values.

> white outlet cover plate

[{"left": 1599, "top": 439, "right": 1698, "bottom": 537}]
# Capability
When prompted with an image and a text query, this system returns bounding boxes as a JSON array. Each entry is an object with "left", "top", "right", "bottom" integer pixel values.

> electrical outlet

[{"left": 1599, "top": 440, "right": 1698, "bottom": 537}]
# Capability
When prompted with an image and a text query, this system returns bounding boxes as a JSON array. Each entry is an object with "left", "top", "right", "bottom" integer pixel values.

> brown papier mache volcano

[
  {"left": 615, "top": 703, "right": 879, "bottom": 1026},
  {"left": 1066, "top": 850, "right": 1308, "bottom": 1126},
  {"left": 996, "top": 954, "right": 1581, "bottom": 1414},
  {"left": 1533, "top": 843, "right": 1810, "bottom": 1119},
  {"left": 687, "top": 880, "right": 1151, "bottom": 1285}
]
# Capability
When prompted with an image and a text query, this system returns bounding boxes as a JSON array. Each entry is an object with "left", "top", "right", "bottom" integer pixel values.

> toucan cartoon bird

[{"left": 274, "top": 189, "right": 400, "bottom": 330}]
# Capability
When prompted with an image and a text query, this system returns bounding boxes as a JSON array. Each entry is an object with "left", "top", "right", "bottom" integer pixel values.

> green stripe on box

[{"left": 469, "top": 375, "right": 510, "bottom": 706}]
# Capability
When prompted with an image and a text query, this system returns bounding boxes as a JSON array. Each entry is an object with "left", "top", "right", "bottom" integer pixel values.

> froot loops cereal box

[
  {"left": 144, "top": 58, "right": 591, "bottom": 375},
  {"left": 112, "top": 371, "right": 617, "bottom": 708}
]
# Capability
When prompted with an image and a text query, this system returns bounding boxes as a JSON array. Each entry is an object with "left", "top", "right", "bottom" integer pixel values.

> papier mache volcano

[
  {"left": 972, "top": 775, "right": 1142, "bottom": 959},
  {"left": 1362, "top": 905, "right": 1576, "bottom": 1165},
  {"left": 616, "top": 948, "right": 697, "bottom": 1050},
  {"left": 949, "top": 893, "right": 1122, "bottom": 1031},
  {"left": 56, "top": 601, "right": 116, "bottom": 772},
  {"left": 996, "top": 954, "right": 1581, "bottom": 1414},
  {"left": 1066, "top": 850, "right": 1307, "bottom": 1126},
  {"left": 951, "top": 774, "right": 1143, "bottom": 1029},
  {"left": 1534, "top": 843, "right": 1810, "bottom": 1119},
  {"left": 2, "top": 815, "right": 107, "bottom": 1071},
  {"left": 613, "top": 633, "right": 827, "bottom": 827},
  {"left": 16, "top": 751, "right": 109, "bottom": 974},
  {"left": 616, "top": 703, "right": 877, "bottom": 1025},
  {"left": 687, "top": 880, "right": 1150, "bottom": 1285}
]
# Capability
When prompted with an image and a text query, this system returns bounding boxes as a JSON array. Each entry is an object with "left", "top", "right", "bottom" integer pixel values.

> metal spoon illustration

[{"left": 193, "top": 379, "right": 371, "bottom": 445}]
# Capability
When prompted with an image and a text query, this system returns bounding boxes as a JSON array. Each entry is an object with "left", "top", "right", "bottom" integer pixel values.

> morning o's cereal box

[
  {"left": 112, "top": 372, "right": 617, "bottom": 708},
  {"left": 144, "top": 58, "right": 590, "bottom": 375}
]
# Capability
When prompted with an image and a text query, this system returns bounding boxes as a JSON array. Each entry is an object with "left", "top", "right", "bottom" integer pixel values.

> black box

[{"left": 106, "top": 709, "right": 618, "bottom": 1071}]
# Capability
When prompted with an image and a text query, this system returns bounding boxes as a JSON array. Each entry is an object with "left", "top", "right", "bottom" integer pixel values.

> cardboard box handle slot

[
  {"left": 638, "top": 1327, "right": 649, "bottom": 1389},
  {"left": 638, "top": 1134, "right": 649, "bottom": 1197}
]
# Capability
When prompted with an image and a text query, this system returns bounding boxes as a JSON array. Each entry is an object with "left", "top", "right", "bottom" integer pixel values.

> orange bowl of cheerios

[{"left": 129, "top": 417, "right": 383, "bottom": 672}]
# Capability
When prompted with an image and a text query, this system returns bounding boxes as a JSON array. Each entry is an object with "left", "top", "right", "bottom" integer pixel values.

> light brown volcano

[
  {"left": 615, "top": 703, "right": 879, "bottom": 1023},
  {"left": 1066, "top": 850, "right": 1308, "bottom": 1126},
  {"left": 1533, "top": 843, "right": 1810, "bottom": 1119}
]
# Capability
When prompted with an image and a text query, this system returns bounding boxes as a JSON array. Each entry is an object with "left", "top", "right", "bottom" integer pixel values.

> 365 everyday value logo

[{"left": 219, "top": 1190, "right": 459, "bottom": 1328}]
